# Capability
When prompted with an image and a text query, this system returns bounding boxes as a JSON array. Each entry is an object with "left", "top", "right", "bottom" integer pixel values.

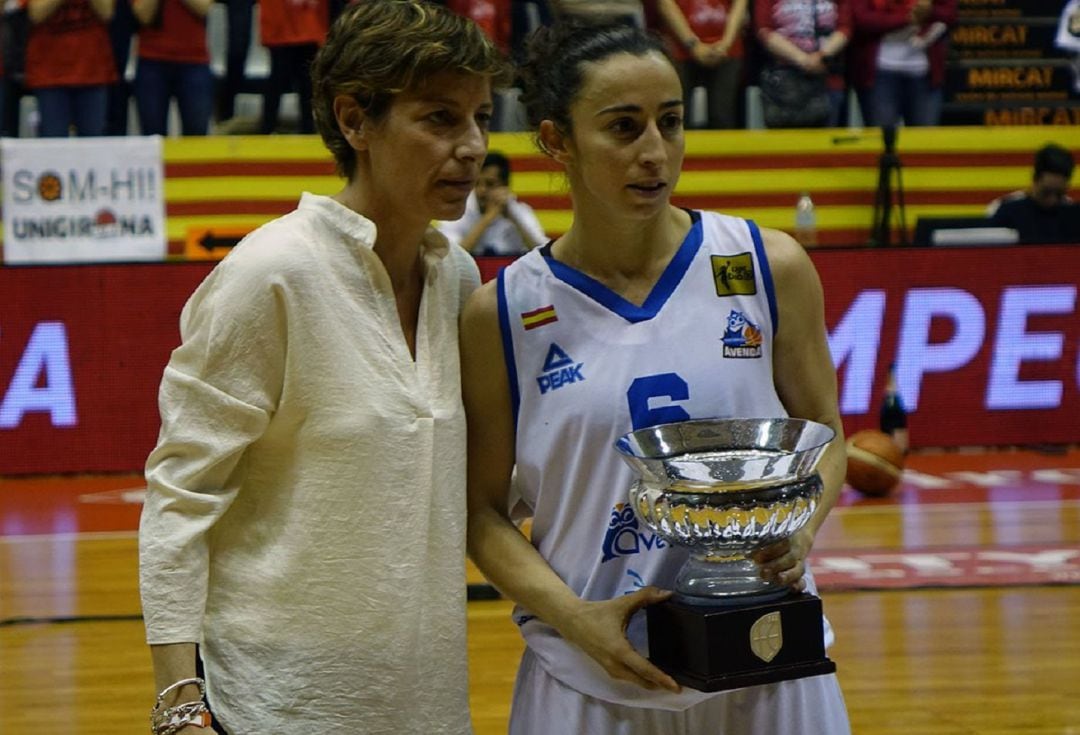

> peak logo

[{"left": 536, "top": 343, "right": 585, "bottom": 395}]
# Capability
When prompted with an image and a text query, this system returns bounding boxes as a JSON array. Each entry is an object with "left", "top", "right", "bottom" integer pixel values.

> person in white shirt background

[
  {"left": 439, "top": 150, "right": 548, "bottom": 256},
  {"left": 137, "top": 2, "right": 508, "bottom": 734},
  {"left": 849, "top": 0, "right": 955, "bottom": 128}
]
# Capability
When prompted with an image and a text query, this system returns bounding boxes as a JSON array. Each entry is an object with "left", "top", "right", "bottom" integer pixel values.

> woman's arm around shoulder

[{"left": 460, "top": 283, "right": 679, "bottom": 692}]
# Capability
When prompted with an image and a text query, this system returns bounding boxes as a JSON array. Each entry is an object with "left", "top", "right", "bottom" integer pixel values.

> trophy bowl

[{"left": 614, "top": 417, "right": 835, "bottom": 603}]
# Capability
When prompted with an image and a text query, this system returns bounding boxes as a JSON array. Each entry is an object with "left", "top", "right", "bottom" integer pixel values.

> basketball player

[
  {"left": 461, "top": 22, "right": 851, "bottom": 733},
  {"left": 138, "top": 3, "right": 507, "bottom": 733}
]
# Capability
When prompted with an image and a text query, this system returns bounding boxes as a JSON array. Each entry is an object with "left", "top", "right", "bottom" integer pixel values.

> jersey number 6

[{"left": 627, "top": 373, "right": 690, "bottom": 431}]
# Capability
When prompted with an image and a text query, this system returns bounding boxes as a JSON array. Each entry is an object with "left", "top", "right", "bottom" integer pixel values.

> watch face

[{"left": 1070, "top": 8, "right": 1080, "bottom": 36}]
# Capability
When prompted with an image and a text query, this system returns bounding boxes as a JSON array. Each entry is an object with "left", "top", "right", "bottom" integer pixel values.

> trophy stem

[{"left": 673, "top": 551, "right": 788, "bottom": 604}]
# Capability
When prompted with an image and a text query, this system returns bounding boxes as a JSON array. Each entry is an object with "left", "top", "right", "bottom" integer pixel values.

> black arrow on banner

[{"left": 200, "top": 232, "right": 243, "bottom": 252}]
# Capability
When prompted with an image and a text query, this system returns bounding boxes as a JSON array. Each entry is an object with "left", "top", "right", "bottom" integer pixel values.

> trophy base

[{"left": 646, "top": 591, "right": 836, "bottom": 692}]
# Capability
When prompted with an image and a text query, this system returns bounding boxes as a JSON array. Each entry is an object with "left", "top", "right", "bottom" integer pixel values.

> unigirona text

[{"left": 12, "top": 216, "right": 154, "bottom": 239}]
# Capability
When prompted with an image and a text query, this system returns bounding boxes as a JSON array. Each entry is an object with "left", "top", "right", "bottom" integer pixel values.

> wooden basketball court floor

[{"left": 1, "top": 447, "right": 1078, "bottom": 734}]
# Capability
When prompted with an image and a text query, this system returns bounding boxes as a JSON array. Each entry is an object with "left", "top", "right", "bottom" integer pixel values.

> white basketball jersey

[{"left": 498, "top": 211, "right": 831, "bottom": 709}]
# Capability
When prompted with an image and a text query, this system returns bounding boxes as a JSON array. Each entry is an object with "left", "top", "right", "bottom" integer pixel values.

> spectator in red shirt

[
  {"left": 849, "top": 0, "right": 955, "bottom": 128},
  {"left": 755, "top": 0, "right": 851, "bottom": 127},
  {"left": 132, "top": 0, "right": 213, "bottom": 135},
  {"left": 657, "top": 0, "right": 748, "bottom": 129},
  {"left": 259, "top": 0, "right": 328, "bottom": 134},
  {"left": 25, "top": 0, "right": 117, "bottom": 137},
  {"left": 447, "top": 0, "right": 510, "bottom": 54},
  {"left": 446, "top": 0, "right": 513, "bottom": 128}
]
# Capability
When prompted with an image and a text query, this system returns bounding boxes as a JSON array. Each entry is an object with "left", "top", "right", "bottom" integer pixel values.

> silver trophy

[{"left": 614, "top": 417, "right": 837, "bottom": 690}]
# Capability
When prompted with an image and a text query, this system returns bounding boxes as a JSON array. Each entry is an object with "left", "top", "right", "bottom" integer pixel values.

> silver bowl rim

[{"left": 613, "top": 417, "right": 835, "bottom": 459}]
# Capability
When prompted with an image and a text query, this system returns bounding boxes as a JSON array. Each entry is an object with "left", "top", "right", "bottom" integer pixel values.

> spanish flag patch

[{"left": 521, "top": 304, "right": 558, "bottom": 330}]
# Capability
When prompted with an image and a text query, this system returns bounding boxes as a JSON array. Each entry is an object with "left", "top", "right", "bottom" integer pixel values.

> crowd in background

[{"left": 0, "top": 0, "right": 957, "bottom": 139}]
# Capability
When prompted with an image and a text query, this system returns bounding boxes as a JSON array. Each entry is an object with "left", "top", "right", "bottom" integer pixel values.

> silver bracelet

[
  {"left": 152, "top": 701, "right": 211, "bottom": 735},
  {"left": 151, "top": 677, "right": 209, "bottom": 735}
]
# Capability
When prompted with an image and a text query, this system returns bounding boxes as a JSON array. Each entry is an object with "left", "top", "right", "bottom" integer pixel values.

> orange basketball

[{"left": 845, "top": 429, "right": 904, "bottom": 497}]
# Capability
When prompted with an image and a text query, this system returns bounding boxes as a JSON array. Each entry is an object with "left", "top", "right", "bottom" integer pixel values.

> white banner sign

[{"left": 2, "top": 136, "right": 166, "bottom": 264}]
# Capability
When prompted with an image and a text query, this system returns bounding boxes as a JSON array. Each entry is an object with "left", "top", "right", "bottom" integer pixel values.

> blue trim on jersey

[
  {"left": 496, "top": 270, "right": 521, "bottom": 428},
  {"left": 747, "top": 219, "right": 779, "bottom": 335},
  {"left": 540, "top": 211, "right": 704, "bottom": 324}
]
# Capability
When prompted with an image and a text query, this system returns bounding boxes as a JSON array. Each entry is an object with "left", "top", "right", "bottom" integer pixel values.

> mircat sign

[{"left": 1, "top": 136, "right": 166, "bottom": 264}]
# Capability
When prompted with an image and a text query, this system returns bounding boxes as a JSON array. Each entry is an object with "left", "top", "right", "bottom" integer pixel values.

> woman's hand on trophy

[
  {"left": 753, "top": 529, "right": 815, "bottom": 590},
  {"left": 555, "top": 587, "right": 681, "bottom": 693}
]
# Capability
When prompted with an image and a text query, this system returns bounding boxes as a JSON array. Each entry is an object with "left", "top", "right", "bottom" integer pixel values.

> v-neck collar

[{"left": 539, "top": 210, "right": 703, "bottom": 323}]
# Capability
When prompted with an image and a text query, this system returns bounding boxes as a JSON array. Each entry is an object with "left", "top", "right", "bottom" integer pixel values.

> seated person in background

[
  {"left": 988, "top": 143, "right": 1080, "bottom": 244},
  {"left": 438, "top": 151, "right": 548, "bottom": 257}
]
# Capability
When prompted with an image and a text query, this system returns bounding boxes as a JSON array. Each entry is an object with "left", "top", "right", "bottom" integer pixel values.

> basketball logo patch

[{"left": 711, "top": 253, "right": 756, "bottom": 297}]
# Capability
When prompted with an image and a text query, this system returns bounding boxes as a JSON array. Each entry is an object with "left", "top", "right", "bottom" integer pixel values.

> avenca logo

[
  {"left": 721, "top": 309, "right": 763, "bottom": 358},
  {"left": 601, "top": 503, "right": 666, "bottom": 562},
  {"left": 536, "top": 343, "right": 585, "bottom": 395}
]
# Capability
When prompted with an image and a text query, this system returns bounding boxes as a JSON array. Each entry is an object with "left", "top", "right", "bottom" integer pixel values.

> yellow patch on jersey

[{"left": 711, "top": 253, "right": 757, "bottom": 297}]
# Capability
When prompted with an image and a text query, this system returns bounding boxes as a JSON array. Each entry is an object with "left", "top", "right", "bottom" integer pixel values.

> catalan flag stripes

[{"left": 521, "top": 305, "right": 558, "bottom": 330}]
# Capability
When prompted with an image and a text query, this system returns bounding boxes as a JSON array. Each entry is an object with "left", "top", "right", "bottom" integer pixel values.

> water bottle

[
  {"left": 794, "top": 192, "right": 817, "bottom": 248},
  {"left": 879, "top": 363, "right": 909, "bottom": 454}
]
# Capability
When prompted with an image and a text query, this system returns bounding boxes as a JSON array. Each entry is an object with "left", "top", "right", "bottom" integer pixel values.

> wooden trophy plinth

[{"left": 646, "top": 591, "right": 836, "bottom": 692}]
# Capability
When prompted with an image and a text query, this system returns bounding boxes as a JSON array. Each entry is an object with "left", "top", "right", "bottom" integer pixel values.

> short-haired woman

[{"left": 138, "top": 2, "right": 508, "bottom": 733}]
